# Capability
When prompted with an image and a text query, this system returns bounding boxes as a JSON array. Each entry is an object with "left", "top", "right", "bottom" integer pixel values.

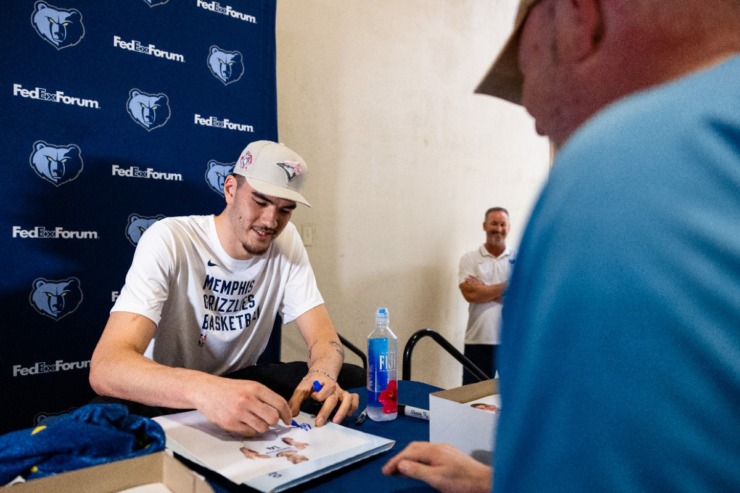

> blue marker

[
  {"left": 291, "top": 419, "right": 312, "bottom": 431},
  {"left": 312, "top": 380, "right": 323, "bottom": 393}
]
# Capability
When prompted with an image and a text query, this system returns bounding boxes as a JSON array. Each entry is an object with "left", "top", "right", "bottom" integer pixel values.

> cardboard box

[
  {"left": 8, "top": 451, "right": 214, "bottom": 493},
  {"left": 429, "top": 379, "right": 499, "bottom": 464}
]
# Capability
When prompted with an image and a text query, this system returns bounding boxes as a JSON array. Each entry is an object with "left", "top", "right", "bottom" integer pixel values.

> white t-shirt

[
  {"left": 458, "top": 245, "right": 515, "bottom": 345},
  {"left": 112, "top": 215, "right": 323, "bottom": 375}
]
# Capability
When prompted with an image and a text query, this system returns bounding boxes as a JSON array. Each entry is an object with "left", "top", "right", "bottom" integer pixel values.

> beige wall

[{"left": 275, "top": 0, "right": 550, "bottom": 389}]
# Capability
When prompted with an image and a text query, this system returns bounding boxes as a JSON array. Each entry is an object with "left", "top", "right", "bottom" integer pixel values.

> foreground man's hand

[{"left": 382, "top": 441, "right": 492, "bottom": 493}]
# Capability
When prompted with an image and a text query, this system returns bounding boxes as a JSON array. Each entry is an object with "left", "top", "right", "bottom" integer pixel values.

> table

[{"left": 199, "top": 380, "right": 442, "bottom": 492}]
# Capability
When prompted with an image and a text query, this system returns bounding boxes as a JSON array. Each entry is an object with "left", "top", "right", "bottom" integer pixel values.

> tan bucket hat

[{"left": 475, "top": 0, "right": 542, "bottom": 104}]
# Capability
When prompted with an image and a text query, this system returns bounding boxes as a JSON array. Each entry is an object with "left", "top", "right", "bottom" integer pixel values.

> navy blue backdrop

[{"left": 0, "top": 0, "right": 278, "bottom": 434}]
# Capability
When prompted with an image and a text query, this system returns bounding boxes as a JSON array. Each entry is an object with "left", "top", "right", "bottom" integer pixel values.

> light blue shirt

[{"left": 495, "top": 56, "right": 740, "bottom": 492}]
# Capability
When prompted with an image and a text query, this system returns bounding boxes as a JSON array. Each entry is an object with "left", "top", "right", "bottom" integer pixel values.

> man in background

[
  {"left": 458, "top": 207, "right": 514, "bottom": 384},
  {"left": 384, "top": 0, "right": 740, "bottom": 491}
]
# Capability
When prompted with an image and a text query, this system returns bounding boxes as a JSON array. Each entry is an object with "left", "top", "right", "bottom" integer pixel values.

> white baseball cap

[{"left": 233, "top": 140, "right": 311, "bottom": 207}]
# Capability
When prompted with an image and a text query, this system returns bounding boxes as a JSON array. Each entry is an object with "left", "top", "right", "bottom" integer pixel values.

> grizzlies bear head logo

[
  {"left": 207, "top": 46, "right": 244, "bottom": 85},
  {"left": 126, "top": 214, "right": 165, "bottom": 246},
  {"left": 141, "top": 0, "right": 170, "bottom": 6},
  {"left": 31, "top": 1, "right": 85, "bottom": 50},
  {"left": 126, "top": 89, "right": 171, "bottom": 131},
  {"left": 30, "top": 141, "right": 84, "bottom": 187},
  {"left": 205, "top": 160, "right": 235, "bottom": 196},
  {"left": 29, "top": 277, "right": 83, "bottom": 321}
]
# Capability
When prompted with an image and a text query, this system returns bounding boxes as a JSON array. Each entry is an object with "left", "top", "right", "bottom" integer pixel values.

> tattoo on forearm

[
  {"left": 307, "top": 342, "right": 315, "bottom": 362},
  {"left": 307, "top": 340, "right": 344, "bottom": 364},
  {"left": 330, "top": 340, "right": 344, "bottom": 358}
]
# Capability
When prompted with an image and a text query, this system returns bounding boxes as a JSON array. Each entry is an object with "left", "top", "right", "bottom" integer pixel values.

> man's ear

[
  {"left": 223, "top": 174, "right": 238, "bottom": 203},
  {"left": 558, "top": 0, "right": 604, "bottom": 62}
]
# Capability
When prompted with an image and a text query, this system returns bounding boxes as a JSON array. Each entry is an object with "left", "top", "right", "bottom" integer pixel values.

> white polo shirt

[{"left": 458, "top": 245, "right": 515, "bottom": 345}]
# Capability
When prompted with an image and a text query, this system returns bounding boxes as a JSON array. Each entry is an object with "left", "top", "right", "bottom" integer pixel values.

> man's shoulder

[
  {"left": 503, "top": 246, "right": 516, "bottom": 261},
  {"left": 280, "top": 221, "right": 299, "bottom": 237},
  {"left": 137, "top": 215, "right": 212, "bottom": 251},
  {"left": 273, "top": 222, "right": 299, "bottom": 248},
  {"left": 460, "top": 246, "right": 485, "bottom": 261},
  {"left": 159, "top": 214, "right": 209, "bottom": 226},
  {"left": 149, "top": 215, "right": 210, "bottom": 234},
  {"left": 264, "top": 222, "right": 302, "bottom": 260},
  {"left": 563, "top": 58, "right": 739, "bottom": 165}
]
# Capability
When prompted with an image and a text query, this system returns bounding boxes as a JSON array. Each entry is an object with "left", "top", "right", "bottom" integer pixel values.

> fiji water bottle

[{"left": 367, "top": 307, "right": 398, "bottom": 421}]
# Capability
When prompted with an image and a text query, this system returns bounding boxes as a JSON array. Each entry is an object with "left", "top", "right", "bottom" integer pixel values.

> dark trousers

[
  {"left": 91, "top": 361, "right": 365, "bottom": 418},
  {"left": 463, "top": 344, "right": 497, "bottom": 385}
]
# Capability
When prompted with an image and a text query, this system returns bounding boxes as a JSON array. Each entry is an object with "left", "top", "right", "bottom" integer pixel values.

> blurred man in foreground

[{"left": 384, "top": 0, "right": 740, "bottom": 491}]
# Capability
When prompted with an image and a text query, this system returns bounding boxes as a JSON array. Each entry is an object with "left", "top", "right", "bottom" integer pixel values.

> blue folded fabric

[{"left": 0, "top": 403, "right": 165, "bottom": 485}]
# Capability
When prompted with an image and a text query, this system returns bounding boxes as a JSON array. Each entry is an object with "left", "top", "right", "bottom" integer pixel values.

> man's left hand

[{"left": 288, "top": 375, "right": 359, "bottom": 426}]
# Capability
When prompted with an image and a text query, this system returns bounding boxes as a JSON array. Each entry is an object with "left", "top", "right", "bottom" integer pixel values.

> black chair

[
  {"left": 256, "top": 314, "right": 284, "bottom": 365},
  {"left": 402, "top": 328, "right": 489, "bottom": 382},
  {"left": 258, "top": 314, "right": 367, "bottom": 369},
  {"left": 338, "top": 334, "right": 367, "bottom": 370}
]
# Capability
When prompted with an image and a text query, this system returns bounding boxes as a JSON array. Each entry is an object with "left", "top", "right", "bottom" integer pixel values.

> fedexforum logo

[
  {"left": 12, "top": 359, "right": 90, "bottom": 377},
  {"left": 112, "top": 164, "right": 183, "bottom": 181},
  {"left": 12, "top": 226, "right": 99, "bottom": 240},
  {"left": 30, "top": 1, "right": 85, "bottom": 50},
  {"left": 13, "top": 84, "right": 100, "bottom": 109},
  {"left": 113, "top": 36, "right": 185, "bottom": 63},
  {"left": 196, "top": 0, "right": 256, "bottom": 23},
  {"left": 194, "top": 114, "right": 253, "bottom": 132}
]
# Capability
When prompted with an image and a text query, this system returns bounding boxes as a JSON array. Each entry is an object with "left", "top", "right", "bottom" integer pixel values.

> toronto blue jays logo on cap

[
  {"left": 277, "top": 161, "right": 303, "bottom": 182},
  {"left": 207, "top": 46, "right": 244, "bottom": 85},
  {"left": 29, "top": 277, "right": 83, "bottom": 321},
  {"left": 125, "top": 214, "right": 165, "bottom": 246},
  {"left": 29, "top": 141, "right": 84, "bottom": 187},
  {"left": 205, "top": 160, "right": 235, "bottom": 196},
  {"left": 238, "top": 150, "right": 253, "bottom": 170},
  {"left": 30, "top": 1, "right": 85, "bottom": 50},
  {"left": 126, "top": 89, "right": 171, "bottom": 131}
]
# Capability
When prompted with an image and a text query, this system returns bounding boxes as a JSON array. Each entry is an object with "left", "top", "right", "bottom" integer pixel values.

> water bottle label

[{"left": 368, "top": 338, "right": 397, "bottom": 413}]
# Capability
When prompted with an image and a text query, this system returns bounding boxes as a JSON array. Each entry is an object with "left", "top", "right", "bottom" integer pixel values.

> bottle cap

[{"left": 376, "top": 307, "right": 389, "bottom": 324}]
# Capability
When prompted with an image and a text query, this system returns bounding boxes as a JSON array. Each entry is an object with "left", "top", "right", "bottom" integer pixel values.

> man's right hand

[
  {"left": 91, "top": 312, "right": 294, "bottom": 437},
  {"left": 382, "top": 441, "right": 492, "bottom": 493},
  {"left": 194, "top": 377, "right": 293, "bottom": 436}
]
